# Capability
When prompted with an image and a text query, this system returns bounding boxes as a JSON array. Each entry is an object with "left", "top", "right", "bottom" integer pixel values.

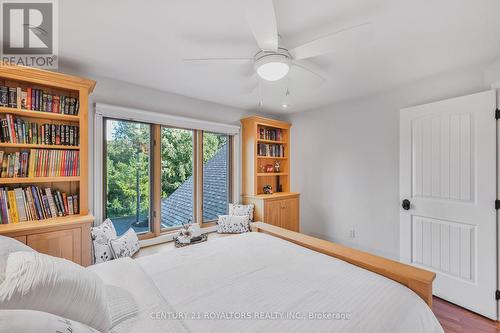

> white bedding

[{"left": 90, "top": 232, "right": 443, "bottom": 333}]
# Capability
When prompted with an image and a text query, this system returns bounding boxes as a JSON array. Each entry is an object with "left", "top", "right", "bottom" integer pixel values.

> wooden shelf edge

[
  {"left": 0, "top": 176, "right": 80, "bottom": 184},
  {"left": 0, "top": 143, "right": 80, "bottom": 150},
  {"left": 0, "top": 107, "right": 80, "bottom": 121},
  {"left": 243, "top": 192, "right": 300, "bottom": 199},
  {"left": 256, "top": 139, "right": 287, "bottom": 144},
  {"left": 257, "top": 156, "right": 287, "bottom": 159},
  {"left": 0, "top": 214, "right": 95, "bottom": 234},
  {"left": 257, "top": 172, "right": 288, "bottom": 176}
]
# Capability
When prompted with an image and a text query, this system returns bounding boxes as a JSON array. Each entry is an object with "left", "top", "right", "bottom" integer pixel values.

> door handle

[{"left": 402, "top": 199, "right": 411, "bottom": 210}]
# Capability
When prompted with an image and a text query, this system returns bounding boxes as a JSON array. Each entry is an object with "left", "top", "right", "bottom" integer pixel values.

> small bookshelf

[
  {"left": 0, "top": 63, "right": 95, "bottom": 266},
  {"left": 241, "top": 116, "right": 292, "bottom": 195},
  {"left": 241, "top": 116, "right": 299, "bottom": 231}
]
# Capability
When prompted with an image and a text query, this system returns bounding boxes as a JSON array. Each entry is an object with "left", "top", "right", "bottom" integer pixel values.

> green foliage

[
  {"left": 106, "top": 120, "right": 150, "bottom": 219},
  {"left": 105, "top": 120, "right": 229, "bottom": 221}
]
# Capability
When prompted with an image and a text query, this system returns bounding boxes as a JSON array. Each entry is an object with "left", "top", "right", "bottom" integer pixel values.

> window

[
  {"left": 160, "top": 127, "right": 194, "bottom": 229},
  {"left": 202, "top": 132, "right": 230, "bottom": 222},
  {"left": 101, "top": 112, "right": 234, "bottom": 239},
  {"left": 104, "top": 119, "right": 152, "bottom": 236}
]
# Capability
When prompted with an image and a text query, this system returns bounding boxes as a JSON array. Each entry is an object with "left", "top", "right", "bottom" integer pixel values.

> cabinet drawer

[
  {"left": 12, "top": 235, "right": 27, "bottom": 244},
  {"left": 27, "top": 228, "right": 82, "bottom": 264}
]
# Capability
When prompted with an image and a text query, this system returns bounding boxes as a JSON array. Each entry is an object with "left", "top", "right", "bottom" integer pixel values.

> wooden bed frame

[{"left": 251, "top": 222, "right": 436, "bottom": 307}]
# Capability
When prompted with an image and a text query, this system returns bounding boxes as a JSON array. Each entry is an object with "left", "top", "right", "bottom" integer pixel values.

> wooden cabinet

[
  {"left": 27, "top": 228, "right": 82, "bottom": 264},
  {"left": 0, "top": 215, "right": 94, "bottom": 266},
  {"left": 240, "top": 116, "right": 300, "bottom": 232},
  {"left": 244, "top": 193, "right": 300, "bottom": 232}
]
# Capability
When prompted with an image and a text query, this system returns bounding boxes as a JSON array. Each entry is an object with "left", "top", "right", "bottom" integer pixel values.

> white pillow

[
  {"left": 229, "top": 203, "right": 254, "bottom": 221},
  {"left": 217, "top": 215, "right": 250, "bottom": 234},
  {"left": 109, "top": 228, "right": 140, "bottom": 259},
  {"left": 0, "top": 309, "right": 101, "bottom": 333},
  {"left": 91, "top": 218, "right": 117, "bottom": 263},
  {"left": 0, "top": 251, "right": 111, "bottom": 332},
  {"left": 0, "top": 235, "right": 34, "bottom": 284}
]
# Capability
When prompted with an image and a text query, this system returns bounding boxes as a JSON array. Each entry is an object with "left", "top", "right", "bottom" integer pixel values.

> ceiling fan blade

[
  {"left": 244, "top": 0, "right": 278, "bottom": 51},
  {"left": 292, "top": 62, "right": 326, "bottom": 82},
  {"left": 289, "top": 23, "right": 372, "bottom": 60},
  {"left": 183, "top": 57, "right": 253, "bottom": 63}
]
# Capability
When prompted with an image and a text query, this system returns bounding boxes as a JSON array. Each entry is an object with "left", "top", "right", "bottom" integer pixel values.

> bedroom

[{"left": 0, "top": 0, "right": 500, "bottom": 332}]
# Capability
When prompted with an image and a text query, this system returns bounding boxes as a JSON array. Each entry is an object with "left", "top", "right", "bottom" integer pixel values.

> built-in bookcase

[
  {"left": 0, "top": 64, "right": 95, "bottom": 266},
  {"left": 242, "top": 116, "right": 291, "bottom": 195},
  {"left": 241, "top": 116, "right": 299, "bottom": 232}
]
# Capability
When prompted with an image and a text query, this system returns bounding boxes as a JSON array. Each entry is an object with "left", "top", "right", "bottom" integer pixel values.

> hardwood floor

[{"left": 433, "top": 297, "right": 500, "bottom": 333}]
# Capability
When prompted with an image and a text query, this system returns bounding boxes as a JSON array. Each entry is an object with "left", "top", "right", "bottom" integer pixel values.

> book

[
  {"left": 0, "top": 86, "right": 8, "bottom": 107},
  {"left": 14, "top": 188, "right": 27, "bottom": 222},
  {"left": 8, "top": 87, "right": 17, "bottom": 108},
  {"left": 26, "top": 88, "right": 32, "bottom": 110}
]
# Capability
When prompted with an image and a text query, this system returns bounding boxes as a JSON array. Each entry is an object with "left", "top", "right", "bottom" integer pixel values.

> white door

[{"left": 400, "top": 90, "right": 497, "bottom": 319}]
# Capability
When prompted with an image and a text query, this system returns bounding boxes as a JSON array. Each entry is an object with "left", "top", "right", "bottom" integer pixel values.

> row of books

[
  {"left": 0, "top": 86, "right": 79, "bottom": 115},
  {"left": 0, "top": 149, "right": 79, "bottom": 178},
  {"left": 259, "top": 127, "right": 284, "bottom": 141},
  {"left": 0, "top": 114, "right": 79, "bottom": 146},
  {"left": 0, "top": 186, "right": 79, "bottom": 224},
  {"left": 257, "top": 143, "right": 285, "bottom": 157}
]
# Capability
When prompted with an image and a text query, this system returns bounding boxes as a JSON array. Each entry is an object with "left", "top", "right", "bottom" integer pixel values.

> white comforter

[{"left": 90, "top": 232, "right": 443, "bottom": 333}]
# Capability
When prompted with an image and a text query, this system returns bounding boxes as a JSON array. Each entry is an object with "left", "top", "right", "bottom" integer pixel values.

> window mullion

[
  {"left": 195, "top": 130, "right": 204, "bottom": 226},
  {"left": 152, "top": 124, "right": 161, "bottom": 236}
]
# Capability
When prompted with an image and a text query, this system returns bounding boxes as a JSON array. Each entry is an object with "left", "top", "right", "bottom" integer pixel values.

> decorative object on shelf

[
  {"left": 263, "top": 184, "right": 273, "bottom": 194},
  {"left": 174, "top": 233, "right": 207, "bottom": 248},
  {"left": 274, "top": 160, "right": 281, "bottom": 172},
  {"left": 265, "top": 164, "right": 274, "bottom": 173}
]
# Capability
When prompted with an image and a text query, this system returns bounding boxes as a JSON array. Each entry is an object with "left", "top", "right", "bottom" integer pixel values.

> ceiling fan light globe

[
  {"left": 254, "top": 52, "right": 290, "bottom": 81},
  {"left": 257, "top": 62, "right": 289, "bottom": 81}
]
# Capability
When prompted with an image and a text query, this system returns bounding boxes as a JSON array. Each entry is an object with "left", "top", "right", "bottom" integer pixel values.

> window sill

[{"left": 139, "top": 225, "right": 217, "bottom": 248}]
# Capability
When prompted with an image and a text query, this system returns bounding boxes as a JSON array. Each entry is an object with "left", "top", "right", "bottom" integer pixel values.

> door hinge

[
  {"left": 495, "top": 109, "right": 500, "bottom": 120},
  {"left": 496, "top": 200, "right": 500, "bottom": 210},
  {"left": 496, "top": 290, "right": 500, "bottom": 300}
]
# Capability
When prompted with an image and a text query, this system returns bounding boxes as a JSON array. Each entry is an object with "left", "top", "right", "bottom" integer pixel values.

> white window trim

[{"left": 93, "top": 103, "right": 241, "bottom": 230}]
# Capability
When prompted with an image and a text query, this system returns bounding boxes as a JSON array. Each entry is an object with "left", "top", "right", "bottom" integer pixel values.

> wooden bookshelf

[
  {"left": 0, "top": 63, "right": 95, "bottom": 266},
  {"left": 241, "top": 116, "right": 299, "bottom": 231}
]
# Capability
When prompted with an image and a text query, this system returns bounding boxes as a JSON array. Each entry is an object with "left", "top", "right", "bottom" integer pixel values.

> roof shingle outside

[{"left": 160, "top": 144, "right": 228, "bottom": 228}]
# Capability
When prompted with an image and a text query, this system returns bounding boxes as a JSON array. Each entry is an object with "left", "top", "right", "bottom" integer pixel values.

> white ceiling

[{"left": 60, "top": 0, "right": 500, "bottom": 113}]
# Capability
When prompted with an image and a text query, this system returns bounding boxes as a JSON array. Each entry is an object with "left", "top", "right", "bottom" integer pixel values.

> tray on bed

[{"left": 174, "top": 234, "right": 208, "bottom": 248}]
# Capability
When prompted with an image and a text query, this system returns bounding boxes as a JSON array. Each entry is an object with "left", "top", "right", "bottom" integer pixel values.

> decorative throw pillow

[
  {"left": 0, "top": 235, "right": 34, "bottom": 284},
  {"left": 217, "top": 215, "right": 251, "bottom": 234},
  {"left": 229, "top": 203, "right": 254, "bottom": 221},
  {"left": 0, "top": 251, "right": 111, "bottom": 332},
  {"left": 109, "top": 228, "right": 140, "bottom": 259},
  {"left": 0, "top": 309, "right": 102, "bottom": 333},
  {"left": 91, "top": 218, "right": 117, "bottom": 263}
]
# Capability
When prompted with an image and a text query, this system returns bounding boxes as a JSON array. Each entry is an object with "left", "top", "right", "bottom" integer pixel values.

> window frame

[
  {"left": 100, "top": 112, "right": 236, "bottom": 240},
  {"left": 102, "top": 117, "right": 155, "bottom": 240},
  {"left": 200, "top": 131, "right": 233, "bottom": 226}
]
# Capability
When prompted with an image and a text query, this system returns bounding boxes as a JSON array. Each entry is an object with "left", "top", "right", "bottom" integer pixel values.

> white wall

[
  {"left": 58, "top": 69, "right": 277, "bottom": 220},
  {"left": 286, "top": 64, "right": 490, "bottom": 260}
]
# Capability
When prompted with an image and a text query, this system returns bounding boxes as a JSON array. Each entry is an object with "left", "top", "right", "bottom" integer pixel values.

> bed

[{"left": 88, "top": 223, "right": 443, "bottom": 333}]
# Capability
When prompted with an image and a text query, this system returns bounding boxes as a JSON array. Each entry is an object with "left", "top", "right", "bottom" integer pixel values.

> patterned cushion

[
  {"left": 217, "top": 215, "right": 250, "bottom": 234},
  {"left": 91, "top": 219, "right": 117, "bottom": 263},
  {"left": 109, "top": 228, "right": 140, "bottom": 259},
  {"left": 229, "top": 203, "right": 254, "bottom": 221}
]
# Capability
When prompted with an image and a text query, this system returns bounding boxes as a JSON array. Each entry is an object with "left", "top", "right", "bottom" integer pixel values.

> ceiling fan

[{"left": 184, "top": 0, "right": 372, "bottom": 107}]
